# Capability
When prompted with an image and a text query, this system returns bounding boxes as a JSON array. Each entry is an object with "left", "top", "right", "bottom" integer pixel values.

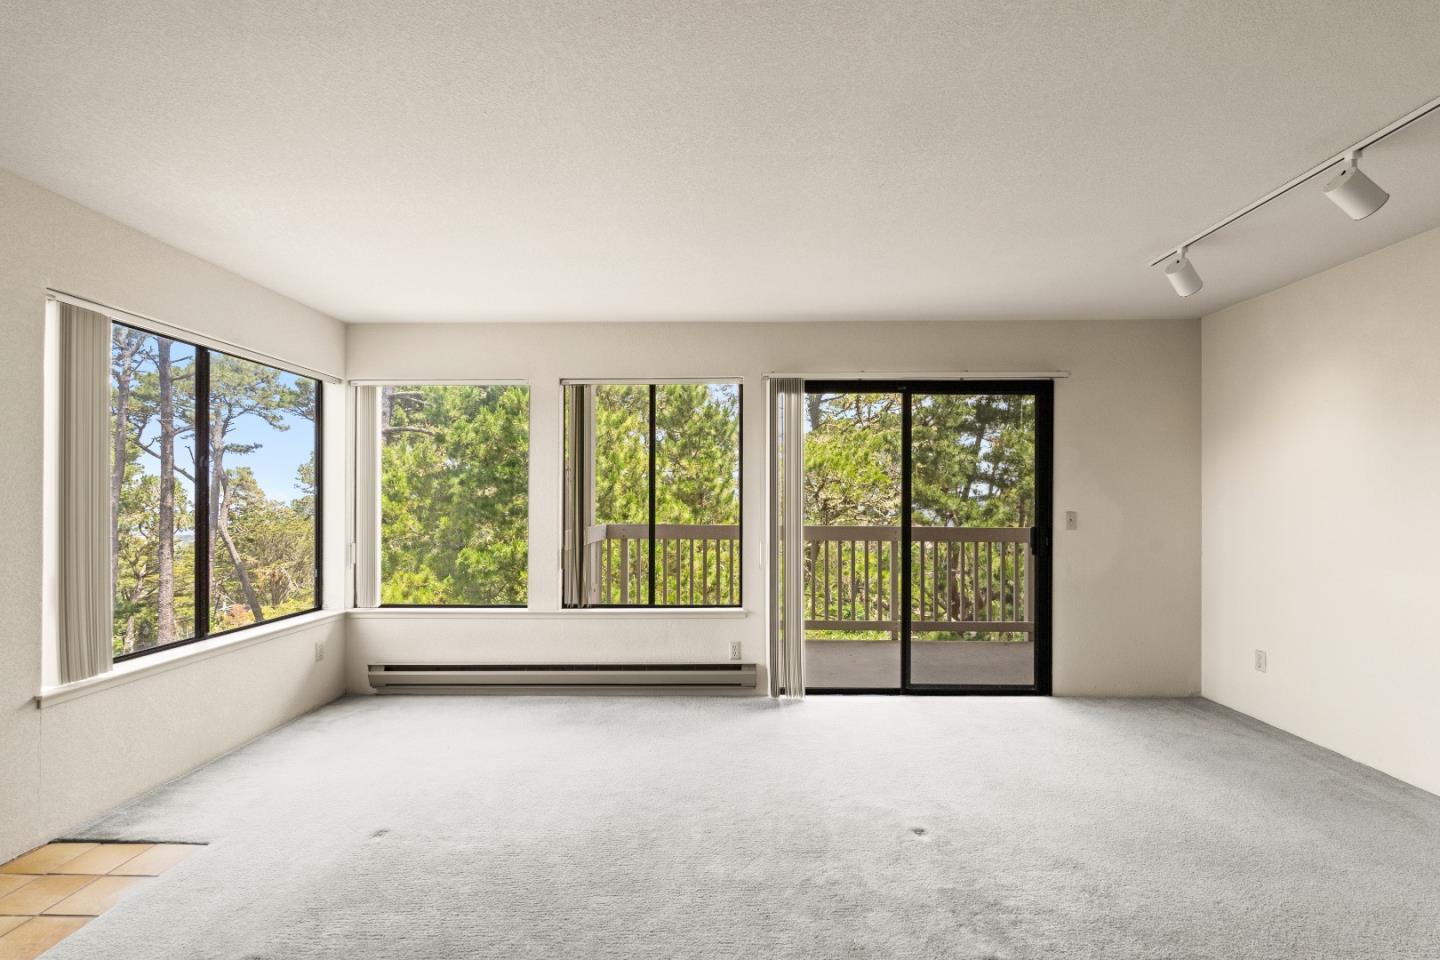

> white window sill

[
  {"left": 348, "top": 607, "right": 752, "bottom": 621},
  {"left": 36, "top": 609, "right": 346, "bottom": 709}
]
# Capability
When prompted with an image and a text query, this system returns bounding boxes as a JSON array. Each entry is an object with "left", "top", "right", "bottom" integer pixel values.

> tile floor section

[{"left": 0, "top": 842, "right": 197, "bottom": 959}]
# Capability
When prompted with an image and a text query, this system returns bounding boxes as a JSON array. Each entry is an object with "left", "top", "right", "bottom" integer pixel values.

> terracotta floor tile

[
  {"left": 110, "top": 844, "right": 196, "bottom": 877},
  {"left": 0, "top": 916, "right": 89, "bottom": 959},
  {"left": 0, "top": 919, "right": 24, "bottom": 937},
  {"left": 52, "top": 845, "right": 153, "bottom": 876},
  {"left": 0, "top": 882, "right": 33, "bottom": 902},
  {"left": 0, "top": 845, "right": 97, "bottom": 876},
  {"left": 42, "top": 876, "right": 145, "bottom": 917},
  {"left": 0, "top": 876, "right": 94, "bottom": 916}
]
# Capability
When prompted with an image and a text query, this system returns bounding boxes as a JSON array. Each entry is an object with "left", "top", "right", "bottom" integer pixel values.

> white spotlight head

[
  {"left": 1163, "top": 250, "right": 1203, "bottom": 297},
  {"left": 1323, "top": 157, "right": 1389, "bottom": 220}
]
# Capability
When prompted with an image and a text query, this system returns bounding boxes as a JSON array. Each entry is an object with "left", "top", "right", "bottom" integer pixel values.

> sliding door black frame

[{"left": 803, "top": 379, "right": 1053, "bottom": 696}]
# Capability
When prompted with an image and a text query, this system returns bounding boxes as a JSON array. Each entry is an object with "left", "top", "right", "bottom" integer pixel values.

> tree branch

[{"left": 134, "top": 439, "right": 198, "bottom": 485}]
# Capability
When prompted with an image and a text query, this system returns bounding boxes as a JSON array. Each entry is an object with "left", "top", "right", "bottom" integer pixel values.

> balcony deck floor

[{"left": 805, "top": 639, "right": 1035, "bottom": 689}]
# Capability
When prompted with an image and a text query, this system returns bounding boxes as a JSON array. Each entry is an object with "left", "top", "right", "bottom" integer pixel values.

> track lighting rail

[{"left": 1149, "top": 92, "right": 1440, "bottom": 269}]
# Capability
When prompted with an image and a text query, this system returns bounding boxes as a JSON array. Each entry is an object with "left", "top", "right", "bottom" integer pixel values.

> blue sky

[{"left": 225, "top": 399, "right": 315, "bottom": 501}]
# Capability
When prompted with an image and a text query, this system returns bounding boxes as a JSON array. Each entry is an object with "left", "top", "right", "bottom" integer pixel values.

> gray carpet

[{"left": 50, "top": 696, "right": 1440, "bottom": 959}]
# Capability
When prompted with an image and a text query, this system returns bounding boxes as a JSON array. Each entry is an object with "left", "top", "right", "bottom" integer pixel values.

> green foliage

[
  {"left": 803, "top": 393, "right": 901, "bottom": 526},
  {"left": 380, "top": 385, "right": 529, "bottom": 605},
  {"left": 584, "top": 384, "right": 741, "bottom": 528},
  {"left": 113, "top": 342, "right": 1037, "bottom": 646},
  {"left": 655, "top": 384, "right": 740, "bottom": 525},
  {"left": 801, "top": 391, "right": 1033, "bottom": 528},
  {"left": 215, "top": 466, "right": 317, "bottom": 626},
  {"left": 592, "top": 385, "right": 650, "bottom": 525},
  {"left": 911, "top": 393, "right": 1034, "bottom": 529}
]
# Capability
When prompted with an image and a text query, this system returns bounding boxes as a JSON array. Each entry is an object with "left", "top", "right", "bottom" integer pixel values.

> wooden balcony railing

[
  {"left": 584, "top": 523, "right": 742, "bottom": 605},
  {"left": 585, "top": 524, "right": 1033, "bottom": 634},
  {"left": 804, "top": 526, "right": 1032, "bottom": 634}
]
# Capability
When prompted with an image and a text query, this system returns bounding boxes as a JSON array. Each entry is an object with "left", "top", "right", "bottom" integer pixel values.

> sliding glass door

[{"left": 801, "top": 381, "right": 1052, "bottom": 694}]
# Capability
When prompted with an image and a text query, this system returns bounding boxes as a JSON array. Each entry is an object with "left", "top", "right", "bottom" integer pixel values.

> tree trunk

[
  {"left": 122, "top": 576, "right": 148, "bottom": 655},
  {"left": 209, "top": 409, "right": 225, "bottom": 623},
  {"left": 215, "top": 471, "right": 265, "bottom": 621},
  {"left": 110, "top": 331, "right": 143, "bottom": 599},
  {"left": 111, "top": 363, "right": 130, "bottom": 594},
  {"left": 156, "top": 339, "right": 177, "bottom": 645}
]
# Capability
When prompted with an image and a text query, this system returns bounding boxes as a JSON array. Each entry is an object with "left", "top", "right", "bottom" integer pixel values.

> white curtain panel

[
  {"left": 766, "top": 378, "right": 805, "bottom": 699},
  {"left": 58, "top": 301, "right": 114, "bottom": 683},
  {"left": 354, "top": 385, "right": 382, "bottom": 608}
]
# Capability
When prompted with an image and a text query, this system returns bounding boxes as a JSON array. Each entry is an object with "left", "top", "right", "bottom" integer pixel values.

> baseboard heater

[{"left": 368, "top": 663, "right": 758, "bottom": 693}]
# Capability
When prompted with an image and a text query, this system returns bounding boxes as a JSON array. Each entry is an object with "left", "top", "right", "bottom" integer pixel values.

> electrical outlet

[
  {"left": 729, "top": 641, "right": 742, "bottom": 661},
  {"left": 1254, "top": 649, "right": 1267, "bottom": 673},
  {"left": 314, "top": 640, "right": 326, "bottom": 663}
]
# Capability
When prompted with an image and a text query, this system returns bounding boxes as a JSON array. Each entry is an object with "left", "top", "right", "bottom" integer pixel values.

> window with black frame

[
  {"left": 562, "top": 382, "right": 741, "bottom": 607},
  {"left": 110, "top": 321, "right": 322, "bottom": 659}
]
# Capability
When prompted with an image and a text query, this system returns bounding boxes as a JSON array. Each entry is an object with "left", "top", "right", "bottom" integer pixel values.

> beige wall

[
  {"left": 347, "top": 316, "right": 1202, "bottom": 698},
  {"left": 0, "top": 169, "right": 349, "bottom": 861},
  {"left": 1202, "top": 225, "right": 1440, "bottom": 796}
]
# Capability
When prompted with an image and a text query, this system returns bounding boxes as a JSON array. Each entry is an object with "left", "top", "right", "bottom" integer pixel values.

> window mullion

[
  {"left": 647, "top": 383, "right": 657, "bottom": 606},
  {"left": 313, "top": 382, "right": 324, "bottom": 611},
  {"left": 194, "top": 348, "right": 211, "bottom": 640}
]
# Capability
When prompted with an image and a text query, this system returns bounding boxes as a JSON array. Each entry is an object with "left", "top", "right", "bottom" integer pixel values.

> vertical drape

[
  {"left": 58, "top": 301, "right": 114, "bottom": 683},
  {"left": 561, "top": 383, "right": 587, "bottom": 607},
  {"left": 767, "top": 378, "right": 805, "bottom": 699},
  {"left": 354, "top": 386, "right": 382, "bottom": 607}
]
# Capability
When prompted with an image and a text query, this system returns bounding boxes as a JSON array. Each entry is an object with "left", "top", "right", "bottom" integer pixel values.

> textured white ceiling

[{"left": 1, "top": 1, "right": 1438, "bottom": 323}]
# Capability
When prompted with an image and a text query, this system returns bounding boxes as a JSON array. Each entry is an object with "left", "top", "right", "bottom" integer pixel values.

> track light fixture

[
  {"left": 1150, "top": 93, "right": 1439, "bottom": 297},
  {"left": 1163, "top": 247, "right": 1203, "bottom": 298},
  {"left": 1322, "top": 153, "right": 1389, "bottom": 220}
]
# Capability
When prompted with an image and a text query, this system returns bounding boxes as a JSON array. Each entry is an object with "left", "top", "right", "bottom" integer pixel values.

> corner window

[
  {"left": 111, "top": 322, "right": 322, "bottom": 659},
  {"left": 380, "top": 385, "right": 529, "bottom": 606},
  {"left": 562, "top": 382, "right": 741, "bottom": 607}
]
